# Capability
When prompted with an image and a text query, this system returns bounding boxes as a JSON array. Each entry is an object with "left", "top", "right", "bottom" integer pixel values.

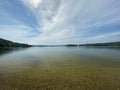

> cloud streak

[{"left": 0, "top": 0, "right": 120, "bottom": 44}]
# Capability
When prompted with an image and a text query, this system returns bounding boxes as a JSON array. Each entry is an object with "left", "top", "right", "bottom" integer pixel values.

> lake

[{"left": 0, "top": 47, "right": 120, "bottom": 90}]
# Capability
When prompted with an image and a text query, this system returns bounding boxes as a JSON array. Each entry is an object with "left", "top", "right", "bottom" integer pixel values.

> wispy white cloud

[
  {"left": 22, "top": 0, "right": 43, "bottom": 9},
  {"left": 0, "top": 0, "right": 120, "bottom": 44},
  {"left": 0, "top": 25, "right": 38, "bottom": 43},
  {"left": 87, "top": 31, "right": 120, "bottom": 41}
]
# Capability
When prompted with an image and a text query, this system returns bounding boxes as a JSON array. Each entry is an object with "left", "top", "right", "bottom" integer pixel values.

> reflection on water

[
  {"left": 0, "top": 47, "right": 28, "bottom": 57},
  {"left": 0, "top": 47, "right": 120, "bottom": 90},
  {"left": 0, "top": 47, "right": 120, "bottom": 66},
  {"left": 0, "top": 47, "right": 13, "bottom": 56}
]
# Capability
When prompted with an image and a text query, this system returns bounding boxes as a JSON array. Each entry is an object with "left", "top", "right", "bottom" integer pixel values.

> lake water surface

[{"left": 0, "top": 47, "right": 120, "bottom": 90}]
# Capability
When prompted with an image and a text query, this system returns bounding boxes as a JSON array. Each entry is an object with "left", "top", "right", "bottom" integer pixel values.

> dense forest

[
  {"left": 0, "top": 38, "right": 31, "bottom": 47},
  {"left": 79, "top": 42, "right": 120, "bottom": 46}
]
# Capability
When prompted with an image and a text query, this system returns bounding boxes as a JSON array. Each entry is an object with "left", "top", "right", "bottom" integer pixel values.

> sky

[{"left": 0, "top": 0, "right": 120, "bottom": 45}]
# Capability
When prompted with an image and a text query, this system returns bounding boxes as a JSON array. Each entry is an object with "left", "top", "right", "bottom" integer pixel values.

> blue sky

[{"left": 0, "top": 0, "right": 120, "bottom": 45}]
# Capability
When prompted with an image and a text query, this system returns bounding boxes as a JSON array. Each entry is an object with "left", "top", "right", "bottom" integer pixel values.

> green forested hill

[{"left": 0, "top": 38, "right": 31, "bottom": 47}]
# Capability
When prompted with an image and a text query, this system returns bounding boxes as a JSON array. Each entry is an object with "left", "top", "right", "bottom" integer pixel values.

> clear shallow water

[{"left": 0, "top": 47, "right": 120, "bottom": 90}]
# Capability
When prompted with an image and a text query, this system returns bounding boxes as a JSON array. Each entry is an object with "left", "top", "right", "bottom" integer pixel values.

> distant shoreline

[{"left": 0, "top": 38, "right": 120, "bottom": 47}]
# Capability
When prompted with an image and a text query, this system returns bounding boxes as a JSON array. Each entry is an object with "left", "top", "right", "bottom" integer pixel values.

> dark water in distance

[{"left": 0, "top": 47, "right": 120, "bottom": 90}]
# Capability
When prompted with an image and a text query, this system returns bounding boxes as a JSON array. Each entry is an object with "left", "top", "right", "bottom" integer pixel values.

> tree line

[{"left": 0, "top": 38, "right": 31, "bottom": 47}]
